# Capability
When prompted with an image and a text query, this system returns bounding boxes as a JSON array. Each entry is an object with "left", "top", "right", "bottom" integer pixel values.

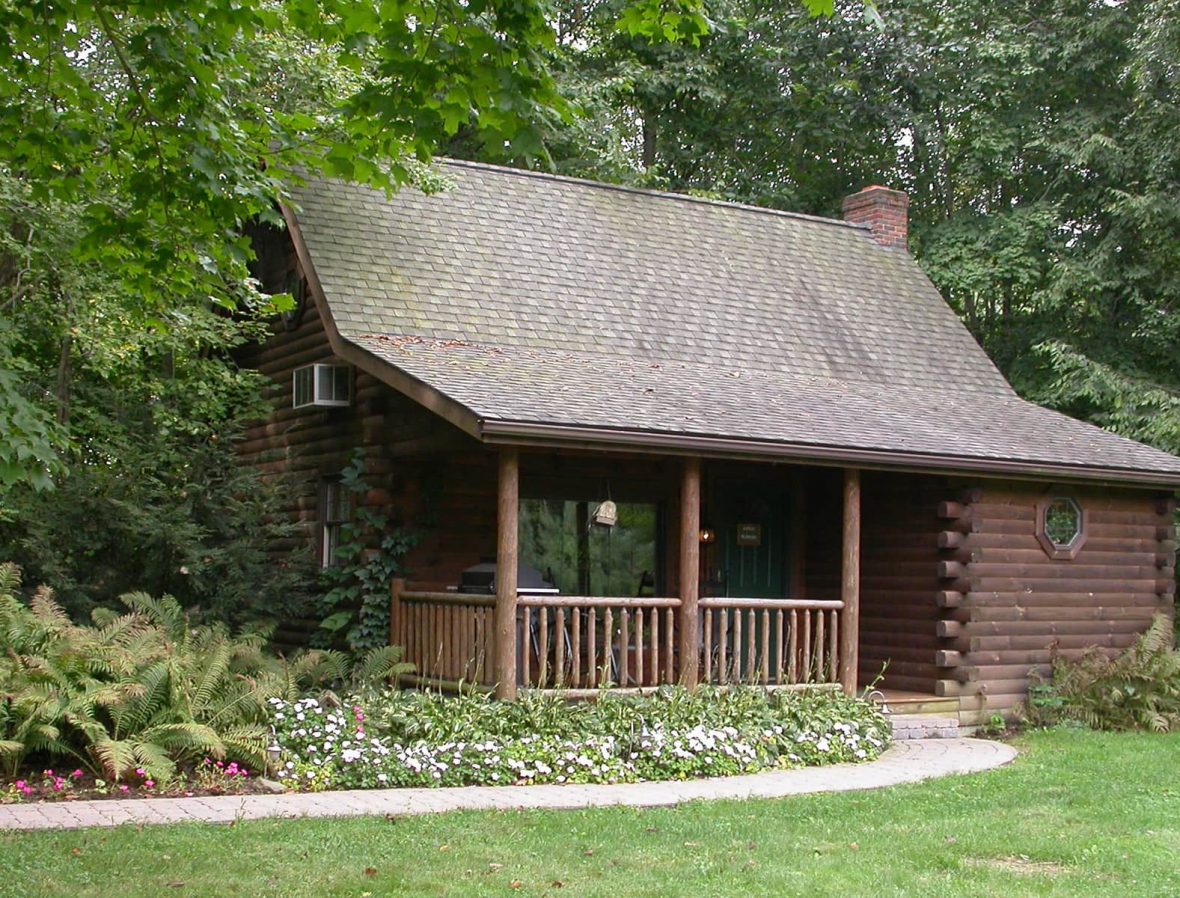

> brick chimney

[{"left": 842, "top": 186, "right": 909, "bottom": 250}]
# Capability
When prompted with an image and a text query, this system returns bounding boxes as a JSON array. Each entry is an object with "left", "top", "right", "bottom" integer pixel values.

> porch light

[{"left": 699, "top": 527, "right": 716, "bottom": 544}]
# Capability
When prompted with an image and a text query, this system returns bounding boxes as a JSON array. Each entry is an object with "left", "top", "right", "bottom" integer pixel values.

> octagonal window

[
  {"left": 1036, "top": 497, "right": 1087, "bottom": 559},
  {"left": 1044, "top": 498, "right": 1082, "bottom": 547}
]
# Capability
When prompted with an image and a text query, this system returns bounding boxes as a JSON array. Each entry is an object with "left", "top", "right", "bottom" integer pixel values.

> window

[
  {"left": 293, "top": 364, "right": 352, "bottom": 409},
  {"left": 320, "top": 479, "right": 352, "bottom": 568},
  {"left": 519, "top": 499, "right": 660, "bottom": 596},
  {"left": 1036, "top": 496, "right": 1087, "bottom": 560}
]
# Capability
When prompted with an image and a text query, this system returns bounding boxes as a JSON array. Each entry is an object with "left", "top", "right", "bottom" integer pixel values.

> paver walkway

[{"left": 0, "top": 738, "right": 1015, "bottom": 831}]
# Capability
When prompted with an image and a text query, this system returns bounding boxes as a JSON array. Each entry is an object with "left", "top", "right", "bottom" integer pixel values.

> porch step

[
  {"left": 878, "top": 692, "right": 961, "bottom": 717},
  {"left": 888, "top": 714, "right": 961, "bottom": 741}
]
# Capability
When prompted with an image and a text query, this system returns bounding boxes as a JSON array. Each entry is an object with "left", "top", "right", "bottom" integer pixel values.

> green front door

[
  {"left": 710, "top": 481, "right": 789, "bottom": 599},
  {"left": 705, "top": 480, "right": 791, "bottom": 682}
]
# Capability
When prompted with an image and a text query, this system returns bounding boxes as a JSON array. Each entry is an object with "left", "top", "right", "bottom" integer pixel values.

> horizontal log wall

[
  {"left": 858, "top": 472, "right": 949, "bottom": 693},
  {"left": 803, "top": 468, "right": 842, "bottom": 603},
  {"left": 946, "top": 482, "right": 1175, "bottom": 725}
]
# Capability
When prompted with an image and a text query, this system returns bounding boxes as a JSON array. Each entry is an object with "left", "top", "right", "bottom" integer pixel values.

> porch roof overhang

[{"left": 347, "top": 334, "right": 1180, "bottom": 490}]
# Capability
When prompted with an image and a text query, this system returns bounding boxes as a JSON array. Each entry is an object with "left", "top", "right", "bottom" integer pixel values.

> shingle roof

[{"left": 288, "top": 160, "right": 1180, "bottom": 484}]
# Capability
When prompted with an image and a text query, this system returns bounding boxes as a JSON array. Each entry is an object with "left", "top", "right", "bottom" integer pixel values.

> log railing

[
  {"left": 392, "top": 584, "right": 842, "bottom": 693},
  {"left": 392, "top": 588, "right": 496, "bottom": 690},
  {"left": 517, "top": 596, "right": 682, "bottom": 695},
  {"left": 700, "top": 598, "right": 844, "bottom": 686}
]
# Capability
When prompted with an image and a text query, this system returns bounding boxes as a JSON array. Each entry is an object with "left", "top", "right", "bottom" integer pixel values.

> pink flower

[
  {"left": 144, "top": 780, "right": 155, "bottom": 789},
  {"left": 135, "top": 767, "right": 146, "bottom": 777},
  {"left": 72, "top": 769, "right": 84, "bottom": 779},
  {"left": 42, "top": 769, "right": 53, "bottom": 777},
  {"left": 240, "top": 770, "right": 249, "bottom": 778},
  {"left": 14, "top": 780, "right": 25, "bottom": 790},
  {"left": 119, "top": 785, "right": 130, "bottom": 793}
]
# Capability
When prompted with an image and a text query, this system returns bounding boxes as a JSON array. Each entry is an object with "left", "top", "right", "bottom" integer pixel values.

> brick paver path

[{"left": 0, "top": 737, "right": 1015, "bottom": 831}]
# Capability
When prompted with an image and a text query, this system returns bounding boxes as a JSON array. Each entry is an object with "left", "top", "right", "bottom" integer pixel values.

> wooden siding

[
  {"left": 946, "top": 482, "right": 1176, "bottom": 724},
  {"left": 803, "top": 468, "right": 842, "bottom": 603},
  {"left": 857, "top": 472, "right": 948, "bottom": 694}
]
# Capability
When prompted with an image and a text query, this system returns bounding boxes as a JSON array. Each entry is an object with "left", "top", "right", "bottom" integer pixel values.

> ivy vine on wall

[{"left": 317, "top": 450, "right": 418, "bottom": 654}]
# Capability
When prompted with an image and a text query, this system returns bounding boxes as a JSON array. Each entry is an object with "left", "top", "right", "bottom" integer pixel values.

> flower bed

[
  {"left": 1, "top": 759, "right": 263, "bottom": 803},
  {"left": 269, "top": 687, "right": 890, "bottom": 791}
]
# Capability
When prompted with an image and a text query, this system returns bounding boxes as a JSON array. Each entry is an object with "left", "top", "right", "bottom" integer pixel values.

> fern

[
  {"left": 1034, "top": 615, "right": 1180, "bottom": 731},
  {"left": 0, "top": 563, "right": 386, "bottom": 780},
  {"left": 352, "top": 645, "right": 412, "bottom": 689}
]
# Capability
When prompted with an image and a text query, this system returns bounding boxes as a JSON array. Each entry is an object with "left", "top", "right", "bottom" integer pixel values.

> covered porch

[{"left": 389, "top": 446, "right": 898, "bottom": 700}]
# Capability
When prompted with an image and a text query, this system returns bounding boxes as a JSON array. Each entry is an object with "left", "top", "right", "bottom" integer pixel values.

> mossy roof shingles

[{"left": 289, "top": 160, "right": 1180, "bottom": 483}]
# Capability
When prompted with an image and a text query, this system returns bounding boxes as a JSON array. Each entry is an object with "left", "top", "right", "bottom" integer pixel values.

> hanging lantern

[{"left": 591, "top": 499, "right": 618, "bottom": 527}]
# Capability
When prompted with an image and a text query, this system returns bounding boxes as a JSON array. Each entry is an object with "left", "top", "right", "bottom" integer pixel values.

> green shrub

[
  {"left": 270, "top": 686, "right": 890, "bottom": 791},
  {"left": 1027, "top": 614, "right": 1180, "bottom": 731},
  {"left": 0, "top": 563, "right": 407, "bottom": 782}
]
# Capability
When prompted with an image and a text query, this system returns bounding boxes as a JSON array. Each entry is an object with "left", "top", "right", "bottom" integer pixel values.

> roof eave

[{"left": 479, "top": 418, "right": 1180, "bottom": 490}]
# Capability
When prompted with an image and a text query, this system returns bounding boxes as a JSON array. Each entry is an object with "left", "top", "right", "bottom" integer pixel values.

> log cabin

[{"left": 239, "top": 160, "right": 1180, "bottom": 725}]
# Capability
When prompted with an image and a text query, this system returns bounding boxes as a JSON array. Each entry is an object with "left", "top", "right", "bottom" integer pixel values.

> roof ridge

[{"left": 435, "top": 157, "right": 870, "bottom": 233}]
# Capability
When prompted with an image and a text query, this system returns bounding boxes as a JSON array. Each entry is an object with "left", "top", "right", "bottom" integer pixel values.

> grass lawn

[{"left": 1, "top": 729, "right": 1177, "bottom": 897}]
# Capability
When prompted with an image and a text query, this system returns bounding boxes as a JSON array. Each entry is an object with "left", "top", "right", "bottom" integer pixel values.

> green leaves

[
  {"left": 0, "top": 369, "right": 60, "bottom": 493},
  {"left": 317, "top": 451, "right": 418, "bottom": 653},
  {"left": 0, "top": 564, "right": 379, "bottom": 780},
  {"left": 616, "top": 0, "right": 711, "bottom": 45},
  {"left": 1031, "top": 614, "right": 1180, "bottom": 732}
]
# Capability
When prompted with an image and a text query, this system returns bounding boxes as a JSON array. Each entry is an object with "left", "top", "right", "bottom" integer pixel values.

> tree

[{"left": 0, "top": 0, "right": 567, "bottom": 492}]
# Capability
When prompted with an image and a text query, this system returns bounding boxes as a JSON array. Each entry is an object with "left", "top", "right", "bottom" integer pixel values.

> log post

[
  {"left": 839, "top": 468, "right": 861, "bottom": 695},
  {"left": 389, "top": 577, "right": 405, "bottom": 649},
  {"left": 494, "top": 448, "right": 520, "bottom": 700},
  {"left": 678, "top": 456, "right": 702, "bottom": 687}
]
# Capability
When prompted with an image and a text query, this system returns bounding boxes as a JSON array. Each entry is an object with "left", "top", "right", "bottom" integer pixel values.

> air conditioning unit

[{"left": 293, "top": 364, "right": 352, "bottom": 409}]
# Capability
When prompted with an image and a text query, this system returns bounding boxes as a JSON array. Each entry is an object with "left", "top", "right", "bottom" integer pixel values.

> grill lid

[{"left": 458, "top": 559, "right": 556, "bottom": 594}]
